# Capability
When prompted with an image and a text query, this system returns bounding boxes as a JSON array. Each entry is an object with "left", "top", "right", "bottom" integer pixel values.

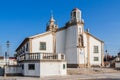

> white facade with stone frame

[{"left": 15, "top": 8, "right": 104, "bottom": 77}]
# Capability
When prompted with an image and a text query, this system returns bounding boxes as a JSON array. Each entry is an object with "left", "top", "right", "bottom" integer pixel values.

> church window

[
  {"left": 40, "top": 42, "right": 46, "bottom": 50},
  {"left": 94, "top": 57, "right": 99, "bottom": 61},
  {"left": 94, "top": 46, "right": 99, "bottom": 53}
]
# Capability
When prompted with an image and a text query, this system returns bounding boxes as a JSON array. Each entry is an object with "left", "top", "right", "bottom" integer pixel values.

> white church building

[{"left": 14, "top": 8, "right": 104, "bottom": 77}]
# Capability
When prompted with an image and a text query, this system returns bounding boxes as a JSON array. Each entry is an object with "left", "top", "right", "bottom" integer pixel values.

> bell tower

[
  {"left": 71, "top": 8, "right": 81, "bottom": 23},
  {"left": 70, "top": 8, "right": 84, "bottom": 48},
  {"left": 46, "top": 13, "right": 58, "bottom": 32}
]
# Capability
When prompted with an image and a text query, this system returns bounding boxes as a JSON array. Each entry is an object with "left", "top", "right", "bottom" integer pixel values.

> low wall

[{"left": 5, "top": 65, "right": 22, "bottom": 76}]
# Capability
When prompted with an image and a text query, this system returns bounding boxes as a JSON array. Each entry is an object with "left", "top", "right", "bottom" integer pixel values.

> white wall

[
  {"left": 23, "top": 62, "right": 40, "bottom": 77},
  {"left": 56, "top": 29, "right": 66, "bottom": 54},
  {"left": 32, "top": 33, "right": 53, "bottom": 53},
  {"left": 40, "top": 61, "right": 66, "bottom": 76},
  {"left": 89, "top": 35, "right": 102, "bottom": 66},
  {"left": 65, "top": 26, "right": 78, "bottom": 64}
]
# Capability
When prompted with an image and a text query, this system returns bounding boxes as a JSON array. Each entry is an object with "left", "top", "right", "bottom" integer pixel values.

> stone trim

[
  {"left": 87, "top": 32, "right": 90, "bottom": 67},
  {"left": 65, "top": 21, "right": 84, "bottom": 28},
  {"left": 16, "top": 32, "right": 52, "bottom": 52},
  {"left": 30, "top": 31, "right": 52, "bottom": 39},
  {"left": 57, "top": 21, "right": 84, "bottom": 32},
  {"left": 84, "top": 31, "right": 104, "bottom": 43}
]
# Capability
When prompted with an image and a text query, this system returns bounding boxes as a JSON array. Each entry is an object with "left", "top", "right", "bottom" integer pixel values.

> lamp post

[
  {"left": 4, "top": 41, "right": 10, "bottom": 77},
  {"left": 6, "top": 41, "right": 10, "bottom": 66},
  {"left": 105, "top": 50, "right": 107, "bottom": 67}
]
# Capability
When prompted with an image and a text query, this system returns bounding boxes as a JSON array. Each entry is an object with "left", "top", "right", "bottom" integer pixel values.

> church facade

[{"left": 16, "top": 8, "right": 104, "bottom": 72}]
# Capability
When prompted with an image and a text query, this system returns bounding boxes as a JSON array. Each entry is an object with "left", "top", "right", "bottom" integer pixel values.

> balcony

[{"left": 17, "top": 53, "right": 65, "bottom": 61}]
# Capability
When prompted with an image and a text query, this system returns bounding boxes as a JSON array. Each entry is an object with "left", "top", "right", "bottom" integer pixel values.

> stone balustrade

[{"left": 17, "top": 53, "right": 65, "bottom": 61}]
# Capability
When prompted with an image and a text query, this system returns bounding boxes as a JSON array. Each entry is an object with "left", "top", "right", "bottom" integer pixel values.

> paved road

[{"left": 0, "top": 72, "right": 120, "bottom": 80}]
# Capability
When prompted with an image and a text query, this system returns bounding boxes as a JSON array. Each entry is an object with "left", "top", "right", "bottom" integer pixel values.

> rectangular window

[
  {"left": 28, "top": 64, "right": 35, "bottom": 70},
  {"left": 40, "top": 42, "right": 46, "bottom": 50},
  {"left": 94, "top": 57, "right": 99, "bottom": 61},
  {"left": 94, "top": 46, "right": 99, "bottom": 53}
]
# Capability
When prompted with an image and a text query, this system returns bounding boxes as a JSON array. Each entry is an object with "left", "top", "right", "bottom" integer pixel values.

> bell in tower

[
  {"left": 71, "top": 8, "right": 81, "bottom": 23},
  {"left": 46, "top": 13, "right": 58, "bottom": 32}
]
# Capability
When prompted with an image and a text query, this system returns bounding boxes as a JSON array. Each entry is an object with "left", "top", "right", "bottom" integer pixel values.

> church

[{"left": 15, "top": 8, "right": 104, "bottom": 75}]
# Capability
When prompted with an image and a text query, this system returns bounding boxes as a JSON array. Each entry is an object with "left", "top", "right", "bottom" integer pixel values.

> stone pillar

[{"left": 87, "top": 32, "right": 90, "bottom": 67}]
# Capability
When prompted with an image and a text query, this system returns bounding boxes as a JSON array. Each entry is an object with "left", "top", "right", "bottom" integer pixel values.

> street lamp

[
  {"left": 6, "top": 41, "right": 10, "bottom": 65},
  {"left": 105, "top": 50, "right": 108, "bottom": 67}
]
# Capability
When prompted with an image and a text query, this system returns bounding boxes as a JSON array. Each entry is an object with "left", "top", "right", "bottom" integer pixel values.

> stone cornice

[{"left": 65, "top": 20, "right": 84, "bottom": 28}]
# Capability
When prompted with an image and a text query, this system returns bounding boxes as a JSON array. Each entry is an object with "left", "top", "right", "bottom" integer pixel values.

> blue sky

[{"left": 0, "top": 0, "right": 120, "bottom": 56}]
